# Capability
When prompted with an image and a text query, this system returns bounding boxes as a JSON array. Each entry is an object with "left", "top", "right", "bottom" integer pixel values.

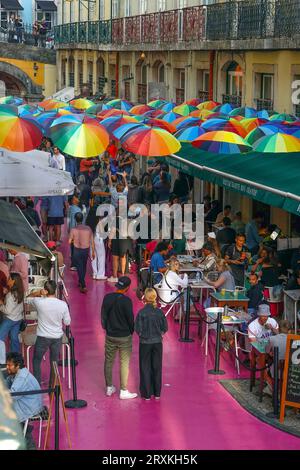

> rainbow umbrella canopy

[
  {"left": 245, "top": 125, "right": 281, "bottom": 145},
  {"left": 240, "top": 117, "right": 268, "bottom": 134},
  {"left": 173, "top": 104, "right": 198, "bottom": 116},
  {"left": 185, "top": 98, "right": 202, "bottom": 106},
  {"left": 38, "top": 99, "right": 68, "bottom": 111},
  {"left": 161, "top": 102, "right": 176, "bottom": 113},
  {"left": 130, "top": 104, "right": 153, "bottom": 115},
  {"left": 269, "top": 113, "right": 298, "bottom": 123},
  {"left": 48, "top": 115, "right": 109, "bottom": 158},
  {"left": 201, "top": 118, "right": 247, "bottom": 137},
  {"left": 192, "top": 131, "right": 252, "bottom": 154},
  {"left": 112, "top": 123, "right": 146, "bottom": 140},
  {"left": 213, "top": 103, "right": 235, "bottom": 114},
  {"left": 253, "top": 133, "right": 300, "bottom": 153},
  {"left": 230, "top": 107, "right": 257, "bottom": 118},
  {"left": 197, "top": 100, "right": 219, "bottom": 110},
  {"left": 174, "top": 116, "right": 202, "bottom": 130},
  {"left": 70, "top": 98, "right": 94, "bottom": 110},
  {"left": 0, "top": 112, "right": 43, "bottom": 151},
  {"left": 0, "top": 95, "right": 24, "bottom": 105},
  {"left": 144, "top": 118, "right": 176, "bottom": 133},
  {"left": 175, "top": 125, "right": 205, "bottom": 142},
  {"left": 86, "top": 103, "right": 105, "bottom": 115},
  {"left": 148, "top": 99, "right": 168, "bottom": 109},
  {"left": 120, "top": 126, "right": 181, "bottom": 156},
  {"left": 162, "top": 111, "right": 181, "bottom": 123},
  {"left": 100, "top": 115, "right": 139, "bottom": 134},
  {"left": 106, "top": 98, "right": 133, "bottom": 111}
]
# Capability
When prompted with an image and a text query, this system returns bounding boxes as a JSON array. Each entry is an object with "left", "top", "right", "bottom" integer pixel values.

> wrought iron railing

[
  {"left": 0, "top": 22, "right": 54, "bottom": 47},
  {"left": 54, "top": 1, "right": 300, "bottom": 46},
  {"left": 176, "top": 88, "right": 185, "bottom": 104},
  {"left": 198, "top": 91, "right": 209, "bottom": 102},
  {"left": 223, "top": 94, "right": 242, "bottom": 107},
  {"left": 138, "top": 84, "right": 147, "bottom": 104},
  {"left": 294, "top": 104, "right": 300, "bottom": 118},
  {"left": 256, "top": 98, "right": 274, "bottom": 111}
]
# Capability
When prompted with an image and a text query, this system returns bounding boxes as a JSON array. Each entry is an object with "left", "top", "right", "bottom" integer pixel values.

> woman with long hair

[
  {"left": 135, "top": 288, "right": 168, "bottom": 400},
  {"left": 137, "top": 174, "right": 155, "bottom": 205},
  {"left": 205, "top": 259, "right": 235, "bottom": 292},
  {"left": 153, "top": 171, "right": 171, "bottom": 203},
  {"left": 0, "top": 273, "right": 24, "bottom": 352}
]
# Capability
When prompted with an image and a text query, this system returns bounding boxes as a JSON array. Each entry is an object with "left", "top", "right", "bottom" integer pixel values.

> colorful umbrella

[
  {"left": 148, "top": 99, "right": 168, "bottom": 109},
  {"left": 253, "top": 133, "right": 300, "bottom": 153},
  {"left": 144, "top": 118, "right": 176, "bottom": 133},
  {"left": 175, "top": 126, "right": 205, "bottom": 142},
  {"left": 240, "top": 118, "right": 268, "bottom": 134},
  {"left": 201, "top": 118, "right": 247, "bottom": 137},
  {"left": 269, "top": 113, "right": 298, "bottom": 123},
  {"left": 173, "top": 116, "right": 202, "bottom": 130},
  {"left": 190, "top": 109, "right": 213, "bottom": 119},
  {"left": 173, "top": 104, "right": 198, "bottom": 116},
  {"left": 230, "top": 107, "right": 257, "bottom": 118},
  {"left": 213, "top": 103, "right": 235, "bottom": 114},
  {"left": 0, "top": 96, "right": 24, "bottom": 106},
  {"left": 0, "top": 114, "right": 43, "bottom": 151},
  {"left": 70, "top": 98, "right": 94, "bottom": 110},
  {"left": 120, "top": 127, "right": 181, "bottom": 157},
  {"left": 86, "top": 103, "right": 105, "bottom": 115},
  {"left": 185, "top": 98, "right": 202, "bottom": 106},
  {"left": 257, "top": 109, "right": 270, "bottom": 119},
  {"left": 142, "top": 109, "right": 164, "bottom": 119},
  {"left": 97, "top": 108, "right": 130, "bottom": 119},
  {"left": 192, "top": 131, "right": 252, "bottom": 154},
  {"left": 100, "top": 115, "right": 139, "bottom": 134},
  {"left": 245, "top": 125, "right": 281, "bottom": 145},
  {"left": 205, "top": 113, "right": 230, "bottom": 121},
  {"left": 48, "top": 115, "right": 109, "bottom": 158},
  {"left": 106, "top": 98, "right": 133, "bottom": 111},
  {"left": 35, "top": 110, "right": 74, "bottom": 130},
  {"left": 38, "top": 99, "right": 68, "bottom": 111},
  {"left": 113, "top": 123, "right": 146, "bottom": 140},
  {"left": 130, "top": 104, "right": 153, "bottom": 115},
  {"left": 162, "top": 111, "right": 181, "bottom": 123},
  {"left": 161, "top": 102, "right": 176, "bottom": 113},
  {"left": 197, "top": 100, "right": 219, "bottom": 110}
]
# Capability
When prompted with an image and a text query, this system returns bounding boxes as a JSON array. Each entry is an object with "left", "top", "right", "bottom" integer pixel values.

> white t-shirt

[
  {"left": 248, "top": 317, "right": 278, "bottom": 341},
  {"left": 160, "top": 271, "right": 188, "bottom": 303},
  {"left": 27, "top": 297, "right": 71, "bottom": 339},
  {"left": 50, "top": 153, "right": 66, "bottom": 171},
  {"left": 0, "top": 293, "right": 23, "bottom": 322}
]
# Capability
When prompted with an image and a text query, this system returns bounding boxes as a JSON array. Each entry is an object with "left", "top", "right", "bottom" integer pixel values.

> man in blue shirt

[
  {"left": 150, "top": 241, "right": 169, "bottom": 284},
  {"left": 46, "top": 195, "right": 67, "bottom": 244},
  {"left": 245, "top": 212, "right": 264, "bottom": 256}
]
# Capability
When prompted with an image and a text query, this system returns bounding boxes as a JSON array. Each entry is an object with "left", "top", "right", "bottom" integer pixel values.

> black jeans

[
  {"left": 139, "top": 343, "right": 163, "bottom": 399},
  {"left": 73, "top": 247, "right": 89, "bottom": 288},
  {"left": 33, "top": 336, "right": 62, "bottom": 387}
]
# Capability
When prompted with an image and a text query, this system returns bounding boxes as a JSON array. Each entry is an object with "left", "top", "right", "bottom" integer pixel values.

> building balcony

[
  {"left": 54, "top": 0, "right": 300, "bottom": 51},
  {"left": 256, "top": 98, "right": 274, "bottom": 112},
  {"left": 222, "top": 94, "right": 242, "bottom": 107}
]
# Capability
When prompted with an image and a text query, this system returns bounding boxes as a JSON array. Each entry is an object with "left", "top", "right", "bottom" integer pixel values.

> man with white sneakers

[{"left": 101, "top": 276, "right": 137, "bottom": 399}]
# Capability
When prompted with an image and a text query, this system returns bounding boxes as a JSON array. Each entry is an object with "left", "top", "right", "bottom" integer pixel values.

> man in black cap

[{"left": 101, "top": 276, "right": 137, "bottom": 399}]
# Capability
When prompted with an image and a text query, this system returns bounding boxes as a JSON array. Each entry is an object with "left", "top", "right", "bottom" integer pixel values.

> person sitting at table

[
  {"left": 248, "top": 304, "right": 279, "bottom": 343},
  {"left": 247, "top": 273, "right": 264, "bottom": 318},
  {"left": 193, "top": 242, "right": 217, "bottom": 273},
  {"left": 204, "top": 259, "right": 235, "bottom": 292},
  {"left": 150, "top": 242, "right": 169, "bottom": 284},
  {"left": 250, "top": 246, "right": 269, "bottom": 273},
  {"left": 224, "top": 233, "right": 248, "bottom": 288},
  {"left": 215, "top": 205, "right": 233, "bottom": 228},
  {"left": 160, "top": 259, "right": 188, "bottom": 310},
  {"left": 286, "top": 268, "right": 300, "bottom": 290}
]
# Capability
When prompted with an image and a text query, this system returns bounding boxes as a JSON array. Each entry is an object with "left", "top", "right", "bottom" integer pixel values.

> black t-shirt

[
  {"left": 101, "top": 293, "right": 134, "bottom": 338},
  {"left": 247, "top": 282, "right": 264, "bottom": 309},
  {"left": 216, "top": 227, "right": 236, "bottom": 246}
]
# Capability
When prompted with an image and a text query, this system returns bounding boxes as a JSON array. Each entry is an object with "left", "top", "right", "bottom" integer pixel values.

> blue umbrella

[
  {"left": 113, "top": 123, "right": 147, "bottom": 140},
  {"left": 175, "top": 126, "right": 205, "bottom": 142},
  {"left": 162, "top": 111, "right": 181, "bottom": 123}
]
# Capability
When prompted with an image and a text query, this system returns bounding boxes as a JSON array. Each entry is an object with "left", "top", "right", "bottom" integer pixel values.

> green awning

[{"left": 167, "top": 143, "right": 300, "bottom": 216}]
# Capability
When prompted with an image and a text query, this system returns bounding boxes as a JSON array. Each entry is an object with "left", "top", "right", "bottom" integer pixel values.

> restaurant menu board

[{"left": 280, "top": 335, "right": 300, "bottom": 423}]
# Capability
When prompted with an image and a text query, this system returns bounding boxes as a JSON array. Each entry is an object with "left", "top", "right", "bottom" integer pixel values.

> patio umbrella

[
  {"left": 197, "top": 100, "right": 219, "bottom": 110},
  {"left": 148, "top": 99, "right": 168, "bottom": 109},
  {"left": 173, "top": 104, "right": 198, "bottom": 116},
  {"left": 192, "top": 131, "right": 252, "bottom": 154},
  {"left": 240, "top": 118, "right": 268, "bottom": 134},
  {"left": 162, "top": 111, "right": 181, "bottom": 123},
  {"left": 213, "top": 103, "right": 235, "bottom": 114},
  {"left": 190, "top": 109, "right": 214, "bottom": 119},
  {"left": 144, "top": 118, "right": 176, "bottom": 133},
  {"left": 173, "top": 116, "right": 202, "bottom": 130},
  {"left": 113, "top": 123, "right": 146, "bottom": 140},
  {"left": 120, "top": 126, "right": 181, "bottom": 157},
  {"left": 48, "top": 115, "right": 109, "bottom": 158},
  {"left": 0, "top": 114, "right": 43, "bottom": 151},
  {"left": 245, "top": 125, "right": 281, "bottom": 145},
  {"left": 142, "top": 109, "right": 164, "bottom": 119},
  {"left": 185, "top": 98, "right": 202, "bottom": 106},
  {"left": 253, "top": 133, "right": 300, "bottom": 152},
  {"left": 35, "top": 109, "right": 74, "bottom": 130},
  {"left": 38, "top": 99, "right": 68, "bottom": 111},
  {"left": 230, "top": 107, "right": 257, "bottom": 118},
  {"left": 70, "top": 98, "right": 94, "bottom": 110},
  {"left": 85, "top": 103, "right": 105, "bottom": 115},
  {"left": 201, "top": 118, "right": 247, "bottom": 137},
  {"left": 257, "top": 109, "right": 271, "bottom": 119},
  {"left": 97, "top": 108, "right": 130, "bottom": 119},
  {"left": 269, "top": 113, "right": 298, "bottom": 123},
  {"left": 161, "top": 102, "right": 176, "bottom": 113},
  {"left": 175, "top": 126, "right": 205, "bottom": 142},
  {"left": 106, "top": 98, "right": 133, "bottom": 111},
  {"left": 130, "top": 104, "right": 153, "bottom": 115},
  {"left": 0, "top": 96, "right": 24, "bottom": 106},
  {"left": 100, "top": 115, "right": 139, "bottom": 134}
]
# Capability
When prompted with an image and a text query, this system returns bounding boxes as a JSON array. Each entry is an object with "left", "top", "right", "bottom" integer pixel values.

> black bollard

[
  {"left": 208, "top": 310, "right": 225, "bottom": 375},
  {"left": 54, "top": 384, "right": 60, "bottom": 450},
  {"left": 58, "top": 326, "right": 78, "bottom": 367},
  {"left": 179, "top": 286, "right": 194, "bottom": 343},
  {"left": 65, "top": 335, "right": 87, "bottom": 409},
  {"left": 57, "top": 281, "right": 63, "bottom": 300},
  {"left": 266, "top": 346, "right": 279, "bottom": 419}
]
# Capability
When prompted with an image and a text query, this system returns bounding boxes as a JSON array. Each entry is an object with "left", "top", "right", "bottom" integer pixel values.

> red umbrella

[
  {"left": 130, "top": 105, "right": 153, "bottom": 115},
  {"left": 145, "top": 118, "right": 176, "bottom": 133}
]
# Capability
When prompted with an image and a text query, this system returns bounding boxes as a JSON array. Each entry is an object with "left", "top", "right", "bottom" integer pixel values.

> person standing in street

[
  {"left": 101, "top": 276, "right": 137, "bottom": 400},
  {"left": 46, "top": 195, "right": 67, "bottom": 244},
  {"left": 9, "top": 250, "right": 29, "bottom": 293},
  {"left": 27, "top": 280, "right": 71, "bottom": 387},
  {"left": 69, "top": 212, "right": 94, "bottom": 293},
  {"left": 135, "top": 288, "right": 168, "bottom": 400}
]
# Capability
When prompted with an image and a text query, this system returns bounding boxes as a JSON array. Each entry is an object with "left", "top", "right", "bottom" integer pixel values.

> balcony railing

[
  {"left": 256, "top": 98, "right": 274, "bottom": 111},
  {"left": 54, "top": 0, "right": 300, "bottom": 47},
  {"left": 0, "top": 22, "right": 54, "bottom": 48},
  {"left": 198, "top": 91, "right": 209, "bottom": 102},
  {"left": 223, "top": 94, "right": 242, "bottom": 107}
]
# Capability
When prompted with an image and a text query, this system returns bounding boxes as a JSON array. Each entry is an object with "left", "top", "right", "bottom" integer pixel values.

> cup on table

[
  {"left": 221, "top": 288, "right": 226, "bottom": 296},
  {"left": 233, "top": 289, "right": 239, "bottom": 298}
]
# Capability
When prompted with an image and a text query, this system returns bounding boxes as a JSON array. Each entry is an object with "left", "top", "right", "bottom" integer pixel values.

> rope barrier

[{"left": 190, "top": 296, "right": 218, "bottom": 325}]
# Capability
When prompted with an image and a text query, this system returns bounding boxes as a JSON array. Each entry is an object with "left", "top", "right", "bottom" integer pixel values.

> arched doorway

[
  {"left": 150, "top": 60, "right": 167, "bottom": 100},
  {"left": 0, "top": 61, "right": 43, "bottom": 101},
  {"left": 136, "top": 59, "right": 147, "bottom": 104}
]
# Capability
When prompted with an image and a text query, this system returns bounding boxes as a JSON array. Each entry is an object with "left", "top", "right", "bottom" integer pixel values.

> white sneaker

[
  {"left": 120, "top": 390, "right": 138, "bottom": 400},
  {"left": 106, "top": 385, "right": 116, "bottom": 397},
  {"left": 92, "top": 274, "right": 97, "bottom": 280},
  {"left": 107, "top": 276, "right": 118, "bottom": 283},
  {"left": 97, "top": 275, "right": 107, "bottom": 280}
]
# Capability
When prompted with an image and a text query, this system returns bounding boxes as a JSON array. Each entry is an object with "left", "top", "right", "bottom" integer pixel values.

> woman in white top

[
  {"left": 0, "top": 273, "right": 24, "bottom": 353},
  {"left": 160, "top": 259, "right": 188, "bottom": 304},
  {"left": 91, "top": 218, "right": 107, "bottom": 280}
]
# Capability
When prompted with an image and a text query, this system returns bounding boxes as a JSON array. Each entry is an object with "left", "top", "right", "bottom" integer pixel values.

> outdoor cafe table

[
  {"left": 283, "top": 289, "right": 300, "bottom": 334},
  {"left": 203, "top": 310, "right": 246, "bottom": 356},
  {"left": 250, "top": 340, "right": 269, "bottom": 403},
  {"left": 210, "top": 292, "right": 249, "bottom": 311}
]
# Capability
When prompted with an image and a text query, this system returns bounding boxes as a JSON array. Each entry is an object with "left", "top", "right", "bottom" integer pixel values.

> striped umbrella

[
  {"left": 269, "top": 113, "right": 298, "bottom": 123},
  {"left": 106, "top": 98, "right": 133, "bottom": 111},
  {"left": 253, "top": 133, "right": 300, "bottom": 152},
  {"left": 97, "top": 108, "right": 130, "bottom": 119},
  {"left": 185, "top": 98, "right": 202, "bottom": 106},
  {"left": 175, "top": 126, "right": 205, "bottom": 142},
  {"left": 86, "top": 103, "right": 105, "bottom": 115},
  {"left": 0, "top": 114, "right": 43, "bottom": 151},
  {"left": 48, "top": 115, "right": 109, "bottom": 158},
  {"left": 100, "top": 115, "right": 139, "bottom": 134},
  {"left": 113, "top": 123, "right": 147, "bottom": 140},
  {"left": 173, "top": 116, "right": 202, "bottom": 130},
  {"left": 197, "top": 100, "right": 219, "bottom": 110},
  {"left": 192, "top": 131, "right": 252, "bottom": 154},
  {"left": 70, "top": 98, "right": 94, "bottom": 110},
  {"left": 201, "top": 118, "right": 247, "bottom": 137},
  {"left": 0, "top": 95, "right": 24, "bottom": 105},
  {"left": 148, "top": 99, "right": 168, "bottom": 109},
  {"left": 245, "top": 125, "right": 281, "bottom": 145},
  {"left": 161, "top": 102, "right": 176, "bottom": 113},
  {"left": 190, "top": 109, "right": 214, "bottom": 119},
  {"left": 38, "top": 99, "right": 68, "bottom": 111},
  {"left": 130, "top": 104, "right": 153, "bottom": 115},
  {"left": 144, "top": 118, "right": 176, "bottom": 133},
  {"left": 213, "top": 103, "right": 235, "bottom": 114},
  {"left": 257, "top": 109, "right": 271, "bottom": 119},
  {"left": 162, "top": 111, "right": 181, "bottom": 123},
  {"left": 173, "top": 104, "right": 198, "bottom": 116},
  {"left": 35, "top": 109, "right": 75, "bottom": 130},
  {"left": 120, "top": 126, "right": 181, "bottom": 156},
  {"left": 230, "top": 107, "right": 257, "bottom": 118},
  {"left": 240, "top": 118, "right": 268, "bottom": 134}
]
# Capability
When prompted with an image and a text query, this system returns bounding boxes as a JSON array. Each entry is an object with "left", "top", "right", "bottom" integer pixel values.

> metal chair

[
  {"left": 23, "top": 413, "right": 43, "bottom": 449},
  {"left": 234, "top": 329, "right": 251, "bottom": 375},
  {"left": 154, "top": 283, "right": 183, "bottom": 320}
]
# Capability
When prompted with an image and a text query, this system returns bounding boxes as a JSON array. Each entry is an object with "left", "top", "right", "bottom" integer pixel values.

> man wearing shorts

[{"left": 46, "top": 196, "right": 67, "bottom": 244}]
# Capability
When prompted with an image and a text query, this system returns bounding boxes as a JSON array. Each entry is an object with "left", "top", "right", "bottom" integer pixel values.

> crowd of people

[{"left": 6, "top": 15, "right": 51, "bottom": 47}]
